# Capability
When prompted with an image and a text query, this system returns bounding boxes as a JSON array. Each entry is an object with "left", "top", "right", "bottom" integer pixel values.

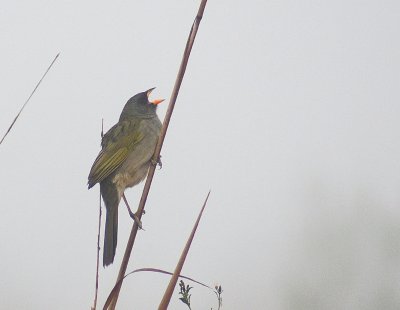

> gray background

[{"left": 1, "top": 0, "right": 400, "bottom": 309}]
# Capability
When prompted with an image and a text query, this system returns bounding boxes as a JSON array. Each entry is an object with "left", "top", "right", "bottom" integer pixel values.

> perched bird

[{"left": 88, "top": 88, "right": 164, "bottom": 266}]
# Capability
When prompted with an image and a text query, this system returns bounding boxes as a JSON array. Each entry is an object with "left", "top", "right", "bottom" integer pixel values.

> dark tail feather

[{"left": 103, "top": 205, "right": 118, "bottom": 266}]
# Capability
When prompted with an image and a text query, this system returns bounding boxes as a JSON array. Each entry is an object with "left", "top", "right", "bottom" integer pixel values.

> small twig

[
  {"left": 106, "top": 1, "right": 208, "bottom": 309},
  {"left": 92, "top": 119, "right": 104, "bottom": 310},
  {"left": 213, "top": 285, "right": 223, "bottom": 310},
  {"left": 0, "top": 53, "right": 60, "bottom": 146},
  {"left": 158, "top": 191, "right": 211, "bottom": 310}
]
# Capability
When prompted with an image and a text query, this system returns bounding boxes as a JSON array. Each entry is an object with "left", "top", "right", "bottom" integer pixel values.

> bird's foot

[
  {"left": 127, "top": 210, "right": 145, "bottom": 230},
  {"left": 122, "top": 193, "right": 145, "bottom": 230},
  {"left": 151, "top": 155, "right": 162, "bottom": 169}
]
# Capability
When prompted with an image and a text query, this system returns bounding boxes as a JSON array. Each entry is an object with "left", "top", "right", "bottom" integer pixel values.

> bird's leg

[
  {"left": 122, "top": 193, "right": 144, "bottom": 230},
  {"left": 151, "top": 154, "right": 162, "bottom": 169}
]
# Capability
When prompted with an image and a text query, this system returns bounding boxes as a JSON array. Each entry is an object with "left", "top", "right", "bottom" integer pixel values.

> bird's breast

[{"left": 112, "top": 118, "right": 161, "bottom": 191}]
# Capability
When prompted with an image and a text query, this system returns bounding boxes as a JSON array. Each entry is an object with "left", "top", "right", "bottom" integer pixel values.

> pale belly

[{"left": 113, "top": 161, "right": 150, "bottom": 191}]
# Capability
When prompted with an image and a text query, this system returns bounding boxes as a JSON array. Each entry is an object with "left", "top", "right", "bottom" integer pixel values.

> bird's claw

[
  {"left": 128, "top": 210, "right": 145, "bottom": 231},
  {"left": 151, "top": 155, "right": 162, "bottom": 169},
  {"left": 123, "top": 194, "right": 145, "bottom": 230}
]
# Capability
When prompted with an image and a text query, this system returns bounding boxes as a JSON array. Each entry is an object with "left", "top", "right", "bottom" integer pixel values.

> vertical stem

[{"left": 92, "top": 119, "right": 104, "bottom": 310}]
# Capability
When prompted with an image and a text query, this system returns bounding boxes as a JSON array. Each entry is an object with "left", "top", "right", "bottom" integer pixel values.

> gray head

[{"left": 119, "top": 87, "right": 164, "bottom": 120}]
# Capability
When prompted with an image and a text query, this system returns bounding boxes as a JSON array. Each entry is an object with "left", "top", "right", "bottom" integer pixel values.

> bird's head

[{"left": 120, "top": 87, "right": 164, "bottom": 120}]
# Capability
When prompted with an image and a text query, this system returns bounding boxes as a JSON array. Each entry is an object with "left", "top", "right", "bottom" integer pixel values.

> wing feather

[{"left": 88, "top": 120, "right": 143, "bottom": 188}]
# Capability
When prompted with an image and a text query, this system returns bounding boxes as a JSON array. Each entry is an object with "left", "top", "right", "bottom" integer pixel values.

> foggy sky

[{"left": 1, "top": 1, "right": 400, "bottom": 309}]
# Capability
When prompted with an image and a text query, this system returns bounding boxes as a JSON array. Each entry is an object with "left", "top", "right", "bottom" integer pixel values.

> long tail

[
  {"left": 101, "top": 181, "right": 120, "bottom": 267},
  {"left": 103, "top": 205, "right": 118, "bottom": 266}
]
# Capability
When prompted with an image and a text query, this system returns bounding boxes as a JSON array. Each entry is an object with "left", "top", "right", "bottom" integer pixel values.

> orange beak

[
  {"left": 150, "top": 98, "right": 165, "bottom": 105},
  {"left": 146, "top": 87, "right": 165, "bottom": 105}
]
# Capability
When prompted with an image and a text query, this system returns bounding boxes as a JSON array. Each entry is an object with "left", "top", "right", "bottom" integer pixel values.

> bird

[{"left": 88, "top": 88, "right": 164, "bottom": 266}]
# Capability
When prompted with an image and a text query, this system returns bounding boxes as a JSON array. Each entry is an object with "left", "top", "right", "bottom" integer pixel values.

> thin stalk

[
  {"left": 0, "top": 53, "right": 60, "bottom": 145},
  {"left": 158, "top": 191, "right": 211, "bottom": 310},
  {"left": 103, "top": 267, "right": 213, "bottom": 308},
  {"left": 92, "top": 119, "right": 104, "bottom": 310}
]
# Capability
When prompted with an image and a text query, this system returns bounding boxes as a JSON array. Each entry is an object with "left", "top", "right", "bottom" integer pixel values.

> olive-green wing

[{"left": 88, "top": 120, "right": 143, "bottom": 188}]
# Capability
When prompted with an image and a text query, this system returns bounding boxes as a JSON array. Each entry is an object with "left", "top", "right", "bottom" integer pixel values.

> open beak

[{"left": 146, "top": 87, "right": 165, "bottom": 105}]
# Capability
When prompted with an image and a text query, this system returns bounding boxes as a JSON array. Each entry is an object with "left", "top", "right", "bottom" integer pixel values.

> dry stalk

[
  {"left": 105, "top": 1, "right": 208, "bottom": 308},
  {"left": 92, "top": 119, "right": 104, "bottom": 310},
  {"left": 158, "top": 191, "right": 211, "bottom": 310},
  {"left": 0, "top": 53, "right": 60, "bottom": 145}
]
